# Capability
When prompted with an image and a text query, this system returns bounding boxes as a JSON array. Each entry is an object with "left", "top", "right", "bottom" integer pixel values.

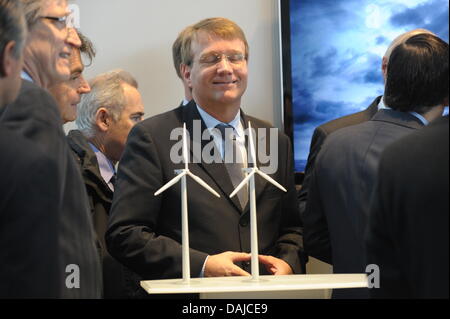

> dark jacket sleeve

[
  {"left": 105, "top": 124, "right": 208, "bottom": 280},
  {"left": 298, "top": 126, "right": 327, "bottom": 219}
]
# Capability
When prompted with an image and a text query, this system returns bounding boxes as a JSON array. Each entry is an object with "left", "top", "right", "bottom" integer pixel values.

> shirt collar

[
  {"left": 21, "top": 71, "right": 33, "bottom": 82},
  {"left": 409, "top": 112, "right": 429, "bottom": 125},
  {"left": 88, "top": 143, "right": 116, "bottom": 185},
  {"left": 196, "top": 104, "right": 244, "bottom": 137},
  {"left": 378, "top": 97, "right": 388, "bottom": 110}
]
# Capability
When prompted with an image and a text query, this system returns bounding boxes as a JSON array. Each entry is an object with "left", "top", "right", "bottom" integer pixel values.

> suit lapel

[{"left": 182, "top": 101, "right": 243, "bottom": 213}]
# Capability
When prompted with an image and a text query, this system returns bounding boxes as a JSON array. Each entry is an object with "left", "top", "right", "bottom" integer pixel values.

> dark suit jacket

[
  {"left": 106, "top": 101, "right": 304, "bottom": 282},
  {"left": 0, "top": 127, "right": 60, "bottom": 298},
  {"left": 303, "top": 109, "right": 424, "bottom": 298},
  {"left": 0, "top": 80, "right": 101, "bottom": 298},
  {"left": 298, "top": 96, "right": 380, "bottom": 222},
  {"left": 366, "top": 116, "right": 449, "bottom": 299}
]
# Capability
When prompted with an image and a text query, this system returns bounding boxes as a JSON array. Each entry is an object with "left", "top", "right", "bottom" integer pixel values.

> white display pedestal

[{"left": 141, "top": 274, "right": 368, "bottom": 299}]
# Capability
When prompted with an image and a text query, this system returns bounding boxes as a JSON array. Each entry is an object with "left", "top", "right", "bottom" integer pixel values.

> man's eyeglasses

[
  {"left": 198, "top": 53, "right": 246, "bottom": 66},
  {"left": 40, "top": 15, "right": 74, "bottom": 28}
]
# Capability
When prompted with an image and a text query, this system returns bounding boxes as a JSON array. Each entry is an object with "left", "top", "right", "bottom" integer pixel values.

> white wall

[{"left": 64, "top": 0, "right": 284, "bottom": 132}]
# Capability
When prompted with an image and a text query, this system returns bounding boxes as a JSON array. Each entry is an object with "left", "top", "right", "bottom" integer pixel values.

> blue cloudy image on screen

[{"left": 290, "top": 0, "right": 449, "bottom": 172}]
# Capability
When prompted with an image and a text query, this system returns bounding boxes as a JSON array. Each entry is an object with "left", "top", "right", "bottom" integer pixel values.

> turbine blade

[
  {"left": 154, "top": 173, "right": 185, "bottom": 196},
  {"left": 256, "top": 170, "right": 287, "bottom": 192},
  {"left": 187, "top": 171, "right": 221, "bottom": 198},
  {"left": 183, "top": 123, "right": 189, "bottom": 170},
  {"left": 230, "top": 170, "right": 255, "bottom": 198}
]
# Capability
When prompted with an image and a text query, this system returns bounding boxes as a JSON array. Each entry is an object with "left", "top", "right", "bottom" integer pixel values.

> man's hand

[
  {"left": 204, "top": 251, "right": 251, "bottom": 277},
  {"left": 258, "top": 255, "right": 293, "bottom": 275}
]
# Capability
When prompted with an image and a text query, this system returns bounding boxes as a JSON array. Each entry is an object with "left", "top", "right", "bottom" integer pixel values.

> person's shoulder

[
  {"left": 414, "top": 115, "right": 449, "bottom": 138},
  {"left": 140, "top": 105, "right": 182, "bottom": 128},
  {"left": 67, "top": 130, "right": 92, "bottom": 159},
  {"left": 0, "top": 126, "right": 36, "bottom": 153},
  {"left": 326, "top": 118, "right": 371, "bottom": 142},
  {"left": 383, "top": 115, "right": 449, "bottom": 161},
  {"left": 4, "top": 80, "right": 60, "bottom": 122},
  {"left": 18, "top": 80, "right": 56, "bottom": 104},
  {"left": 318, "top": 119, "right": 375, "bottom": 161},
  {"left": 0, "top": 127, "right": 55, "bottom": 173},
  {"left": 127, "top": 105, "right": 183, "bottom": 142},
  {"left": 67, "top": 129, "right": 89, "bottom": 148},
  {"left": 319, "top": 110, "right": 370, "bottom": 135}
]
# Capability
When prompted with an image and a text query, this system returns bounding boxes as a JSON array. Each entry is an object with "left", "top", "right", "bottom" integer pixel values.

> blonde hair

[{"left": 180, "top": 17, "right": 249, "bottom": 67}]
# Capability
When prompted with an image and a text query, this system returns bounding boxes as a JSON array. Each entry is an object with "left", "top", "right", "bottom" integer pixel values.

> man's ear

[
  {"left": 0, "top": 41, "right": 17, "bottom": 78},
  {"left": 95, "top": 108, "right": 111, "bottom": 132},
  {"left": 180, "top": 63, "right": 192, "bottom": 88},
  {"left": 381, "top": 56, "right": 388, "bottom": 79}
]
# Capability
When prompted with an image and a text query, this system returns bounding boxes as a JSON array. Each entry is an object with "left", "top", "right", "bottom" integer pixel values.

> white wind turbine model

[
  {"left": 154, "top": 123, "right": 220, "bottom": 283},
  {"left": 141, "top": 123, "right": 369, "bottom": 296},
  {"left": 230, "top": 122, "right": 287, "bottom": 282}
]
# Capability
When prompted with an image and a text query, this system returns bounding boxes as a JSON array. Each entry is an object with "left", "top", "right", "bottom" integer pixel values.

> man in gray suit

[
  {"left": 303, "top": 33, "right": 448, "bottom": 298},
  {"left": 106, "top": 18, "right": 304, "bottom": 287}
]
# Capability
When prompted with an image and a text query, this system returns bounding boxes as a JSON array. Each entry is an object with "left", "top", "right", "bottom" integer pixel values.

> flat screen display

[{"left": 280, "top": 0, "right": 449, "bottom": 173}]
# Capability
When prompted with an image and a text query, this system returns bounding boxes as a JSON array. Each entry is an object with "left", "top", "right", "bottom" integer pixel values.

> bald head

[{"left": 382, "top": 28, "right": 435, "bottom": 79}]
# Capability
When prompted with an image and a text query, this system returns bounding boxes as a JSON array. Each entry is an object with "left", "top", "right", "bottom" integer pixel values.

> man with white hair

[
  {"left": 106, "top": 18, "right": 304, "bottom": 289},
  {"left": 0, "top": 0, "right": 101, "bottom": 298},
  {"left": 67, "top": 69, "right": 144, "bottom": 298}
]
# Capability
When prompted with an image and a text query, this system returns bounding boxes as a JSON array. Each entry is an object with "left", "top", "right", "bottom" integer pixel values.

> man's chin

[{"left": 214, "top": 92, "right": 243, "bottom": 104}]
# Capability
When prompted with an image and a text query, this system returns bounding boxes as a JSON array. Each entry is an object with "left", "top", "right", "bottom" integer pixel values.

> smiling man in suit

[{"left": 106, "top": 18, "right": 304, "bottom": 290}]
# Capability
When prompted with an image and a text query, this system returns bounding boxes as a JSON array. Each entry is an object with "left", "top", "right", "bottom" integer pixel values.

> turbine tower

[
  {"left": 230, "top": 122, "right": 287, "bottom": 281},
  {"left": 154, "top": 123, "right": 220, "bottom": 283}
]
